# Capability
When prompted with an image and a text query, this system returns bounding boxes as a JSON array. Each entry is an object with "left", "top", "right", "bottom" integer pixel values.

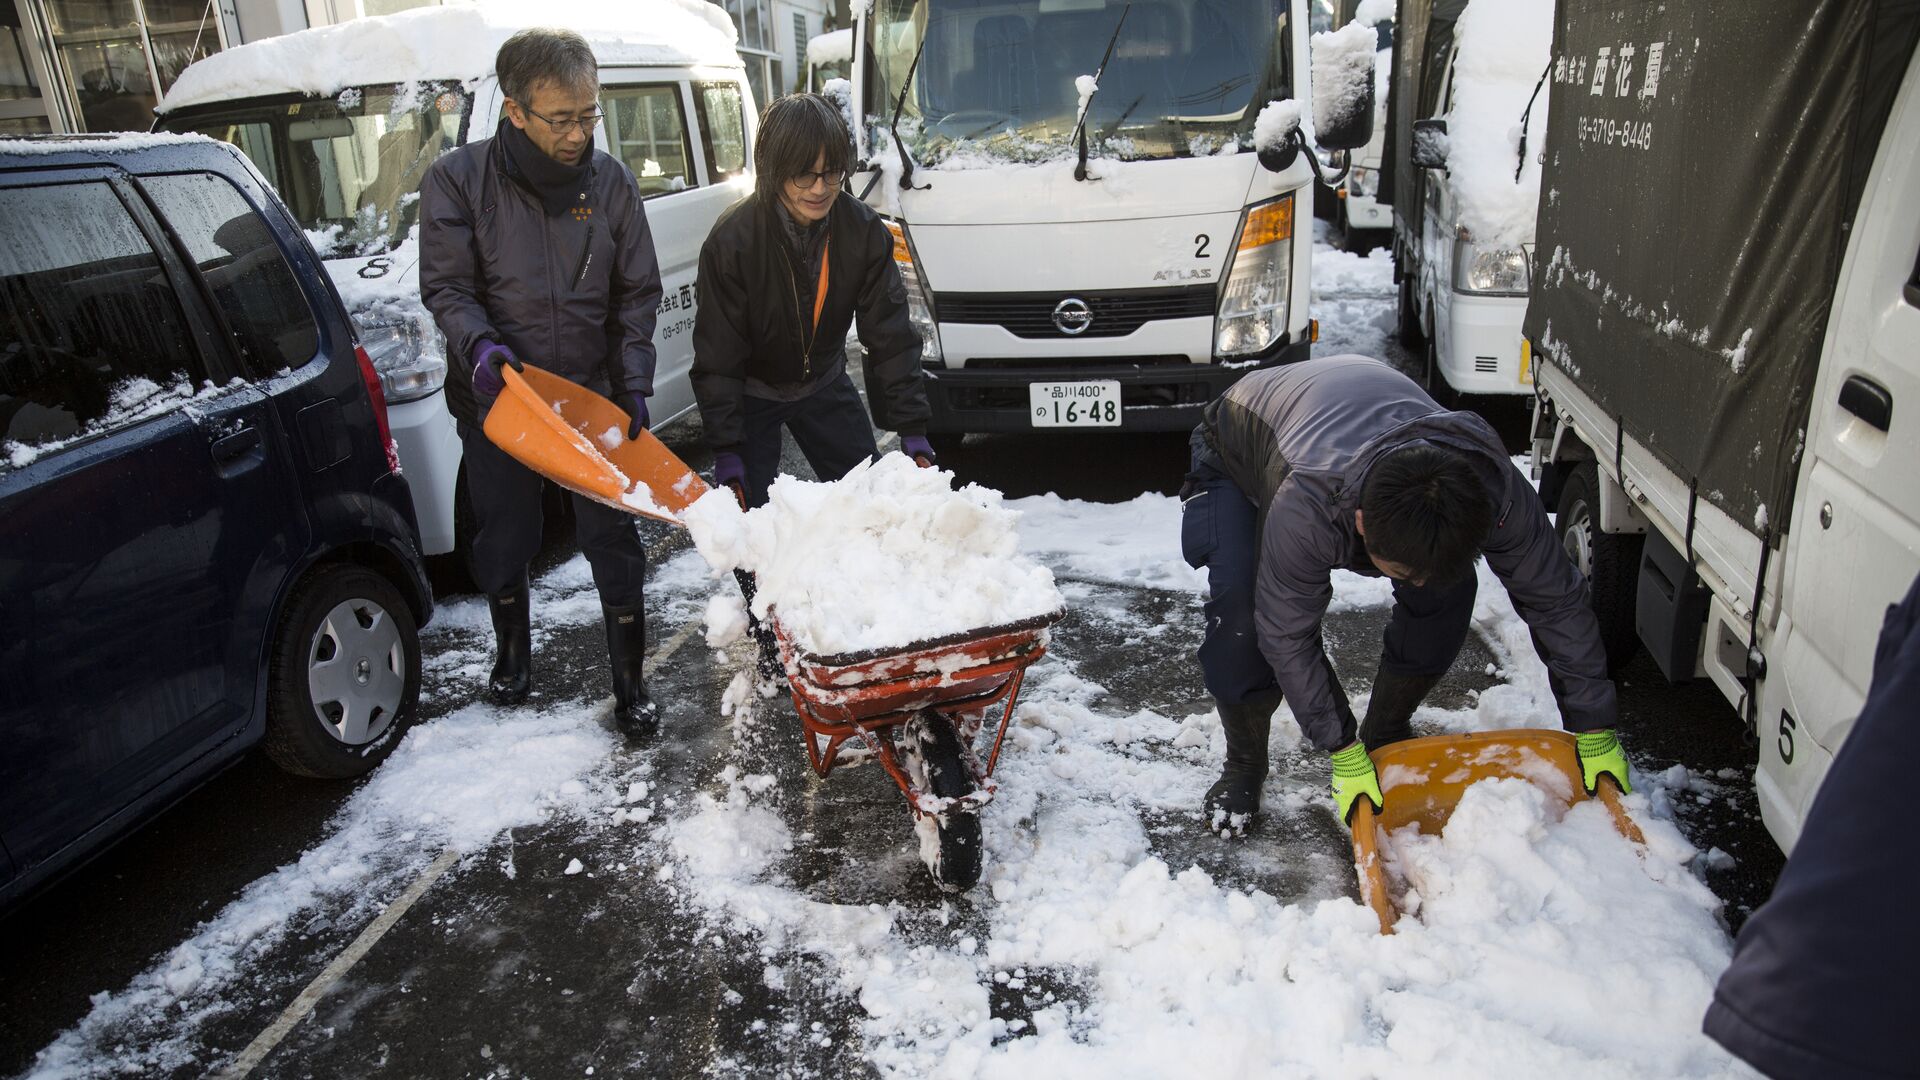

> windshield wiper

[
  {"left": 890, "top": 35, "right": 931, "bottom": 191},
  {"left": 1071, "top": 3, "right": 1132, "bottom": 182}
]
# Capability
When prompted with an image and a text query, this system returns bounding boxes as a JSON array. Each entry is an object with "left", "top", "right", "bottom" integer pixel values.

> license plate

[{"left": 1028, "top": 380, "right": 1121, "bottom": 427}]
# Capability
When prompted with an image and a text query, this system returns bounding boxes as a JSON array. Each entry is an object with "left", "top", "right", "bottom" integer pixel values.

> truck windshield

[
  {"left": 868, "top": 0, "right": 1289, "bottom": 165},
  {"left": 159, "top": 84, "right": 470, "bottom": 258}
]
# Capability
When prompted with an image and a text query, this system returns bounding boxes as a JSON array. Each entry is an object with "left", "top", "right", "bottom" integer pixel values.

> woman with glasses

[
  {"left": 691, "top": 92, "right": 933, "bottom": 510},
  {"left": 420, "top": 28, "right": 664, "bottom": 740}
]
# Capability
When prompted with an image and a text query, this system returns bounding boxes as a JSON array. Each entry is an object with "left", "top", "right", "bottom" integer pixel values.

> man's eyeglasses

[
  {"left": 787, "top": 168, "right": 846, "bottom": 190},
  {"left": 519, "top": 104, "right": 605, "bottom": 135}
]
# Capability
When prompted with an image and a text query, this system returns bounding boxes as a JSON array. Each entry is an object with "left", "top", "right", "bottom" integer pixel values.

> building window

[{"left": 41, "top": 0, "right": 223, "bottom": 133}]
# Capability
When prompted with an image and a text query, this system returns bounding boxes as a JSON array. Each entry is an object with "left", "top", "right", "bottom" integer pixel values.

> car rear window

[
  {"left": 0, "top": 180, "right": 206, "bottom": 467},
  {"left": 141, "top": 171, "right": 320, "bottom": 377}
]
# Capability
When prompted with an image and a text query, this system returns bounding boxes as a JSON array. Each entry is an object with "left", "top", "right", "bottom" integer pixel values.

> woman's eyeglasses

[{"left": 787, "top": 168, "right": 846, "bottom": 190}]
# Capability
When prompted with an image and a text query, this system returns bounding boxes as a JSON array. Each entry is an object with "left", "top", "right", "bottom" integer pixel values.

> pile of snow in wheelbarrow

[{"left": 665, "top": 458, "right": 1745, "bottom": 1077}]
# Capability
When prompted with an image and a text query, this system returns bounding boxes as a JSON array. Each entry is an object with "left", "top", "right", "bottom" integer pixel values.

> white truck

[
  {"left": 845, "top": 1, "right": 1378, "bottom": 452},
  {"left": 1386, "top": 0, "right": 1546, "bottom": 401},
  {"left": 1526, "top": 0, "right": 1920, "bottom": 851}
]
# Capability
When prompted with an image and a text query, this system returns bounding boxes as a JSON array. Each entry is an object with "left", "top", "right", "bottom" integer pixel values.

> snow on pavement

[{"left": 661, "top": 493, "right": 1748, "bottom": 1078}]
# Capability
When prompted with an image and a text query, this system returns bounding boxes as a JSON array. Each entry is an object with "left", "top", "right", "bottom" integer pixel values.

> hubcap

[
  {"left": 1562, "top": 498, "right": 1595, "bottom": 578},
  {"left": 307, "top": 598, "right": 406, "bottom": 745}
]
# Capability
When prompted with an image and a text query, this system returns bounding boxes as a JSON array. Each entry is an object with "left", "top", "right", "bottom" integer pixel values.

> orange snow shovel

[
  {"left": 1348, "top": 730, "right": 1645, "bottom": 935},
  {"left": 481, "top": 363, "right": 709, "bottom": 523}
]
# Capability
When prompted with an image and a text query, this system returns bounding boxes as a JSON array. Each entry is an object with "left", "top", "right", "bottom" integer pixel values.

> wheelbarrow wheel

[{"left": 902, "top": 710, "right": 983, "bottom": 892}]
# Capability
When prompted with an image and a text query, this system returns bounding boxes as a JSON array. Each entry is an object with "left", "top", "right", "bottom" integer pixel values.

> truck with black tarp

[{"left": 1526, "top": 0, "right": 1920, "bottom": 851}]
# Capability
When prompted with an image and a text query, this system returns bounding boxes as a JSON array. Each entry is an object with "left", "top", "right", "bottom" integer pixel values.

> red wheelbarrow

[
  {"left": 769, "top": 611, "right": 1062, "bottom": 892},
  {"left": 1348, "top": 729, "right": 1645, "bottom": 934}
]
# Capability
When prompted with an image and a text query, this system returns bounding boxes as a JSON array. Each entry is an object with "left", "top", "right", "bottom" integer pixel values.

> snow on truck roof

[{"left": 159, "top": 0, "right": 740, "bottom": 115}]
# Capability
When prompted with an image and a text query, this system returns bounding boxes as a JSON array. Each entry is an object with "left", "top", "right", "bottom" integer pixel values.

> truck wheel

[
  {"left": 1555, "top": 464, "right": 1645, "bottom": 674},
  {"left": 264, "top": 564, "right": 421, "bottom": 779},
  {"left": 1397, "top": 271, "right": 1427, "bottom": 348},
  {"left": 1422, "top": 338, "right": 1457, "bottom": 407},
  {"left": 901, "top": 710, "right": 983, "bottom": 892}
]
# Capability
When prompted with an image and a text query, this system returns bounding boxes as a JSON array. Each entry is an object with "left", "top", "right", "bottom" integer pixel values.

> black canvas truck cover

[
  {"left": 1383, "top": 0, "right": 1468, "bottom": 241},
  {"left": 1523, "top": 0, "right": 1919, "bottom": 542}
]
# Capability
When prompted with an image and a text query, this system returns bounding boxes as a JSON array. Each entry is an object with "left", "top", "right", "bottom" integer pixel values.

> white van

[
  {"left": 1388, "top": 0, "right": 1543, "bottom": 400},
  {"left": 153, "top": 2, "right": 756, "bottom": 571}
]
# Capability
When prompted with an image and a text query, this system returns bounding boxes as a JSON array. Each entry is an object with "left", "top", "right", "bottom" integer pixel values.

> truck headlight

[
  {"left": 357, "top": 317, "right": 446, "bottom": 404},
  {"left": 1452, "top": 239, "right": 1530, "bottom": 296},
  {"left": 882, "top": 217, "right": 943, "bottom": 366},
  {"left": 1216, "top": 194, "right": 1294, "bottom": 358},
  {"left": 1346, "top": 166, "right": 1378, "bottom": 198}
]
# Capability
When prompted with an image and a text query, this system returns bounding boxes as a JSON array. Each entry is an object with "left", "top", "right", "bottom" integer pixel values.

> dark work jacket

[
  {"left": 418, "top": 135, "right": 663, "bottom": 429},
  {"left": 1201, "top": 355, "right": 1616, "bottom": 750},
  {"left": 1704, "top": 572, "right": 1920, "bottom": 1080},
  {"left": 690, "top": 191, "right": 928, "bottom": 451}
]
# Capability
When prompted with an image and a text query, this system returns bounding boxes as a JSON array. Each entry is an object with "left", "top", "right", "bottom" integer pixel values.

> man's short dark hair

[
  {"left": 754, "top": 93, "right": 851, "bottom": 201},
  {"left": 496, "top": 28, "right": 598, "bottom": 105},
  {"left": 1359, "top": 444, "right": 1494, "bottom": 584}
]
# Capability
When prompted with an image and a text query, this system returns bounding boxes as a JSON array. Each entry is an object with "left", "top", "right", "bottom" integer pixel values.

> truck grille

[{"left": 936, "top": 286, "right": 1216, "bottom": 339}]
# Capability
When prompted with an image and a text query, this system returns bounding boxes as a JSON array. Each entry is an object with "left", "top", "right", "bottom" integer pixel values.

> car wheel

[
  {"left": 264, "top": 564, "right": 421, "bottom": 779},
  {"left": 1396, "top": 270, "right": 1427, "bottom": 348},
  {"left": 1555, "top": 463, "right": 1645, "bottom": 675}
]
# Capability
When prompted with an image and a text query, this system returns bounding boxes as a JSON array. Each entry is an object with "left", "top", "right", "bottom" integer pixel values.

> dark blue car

[{"left": 0, "top": 133, "right": 433, "bottom": 911}]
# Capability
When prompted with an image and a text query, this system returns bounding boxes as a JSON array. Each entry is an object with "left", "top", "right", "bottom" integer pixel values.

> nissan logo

[{"left": 1051, "top": 297, "right": 1093, "bottom": 336}]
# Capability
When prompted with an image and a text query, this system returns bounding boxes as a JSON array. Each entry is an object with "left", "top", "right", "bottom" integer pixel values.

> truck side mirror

[
  {"left": 1411, "top": 118, "right": 1449, "bottom": 170},
  {"left": 1309, "top": 23, "right": 1378, "bottom": 152}
]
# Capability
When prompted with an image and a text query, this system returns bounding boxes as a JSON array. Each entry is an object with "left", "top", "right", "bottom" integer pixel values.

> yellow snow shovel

[
  {"left": 1349, "top": 730, "right": 1645, "bottom": 935},
  {"left": 481, "top": 363, "right": 709, "bottom": 524}
]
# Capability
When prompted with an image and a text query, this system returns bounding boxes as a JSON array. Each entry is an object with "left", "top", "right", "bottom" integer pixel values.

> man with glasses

[
  {"left": 691, "top": 92, "right": 933, "bottom": 510},
  {"left": 420, "top": 28, "right": 665, "bottom": 739}
]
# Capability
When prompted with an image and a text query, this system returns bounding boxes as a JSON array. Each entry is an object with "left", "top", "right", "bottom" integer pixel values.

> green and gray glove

[
  {"left": 1331, "top": 741, "right": 1384, "bottom": 823},
  {"left": 1576, "top": 729, "right": 1632, "bottom": 794}
]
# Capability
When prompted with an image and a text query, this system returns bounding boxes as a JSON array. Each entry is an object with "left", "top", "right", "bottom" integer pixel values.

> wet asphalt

[{"left": 0, "top": 273, "right": 1782, "bottom": 1078}]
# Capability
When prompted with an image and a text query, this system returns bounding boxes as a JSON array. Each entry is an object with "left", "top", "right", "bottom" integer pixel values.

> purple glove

[
  {"left": 471, "top": 340, "right": 519, "bottom": 402},
  {"left": 618, "top": 392, "right": 649, "bottom": 439},
  {"left": 901, "top": 434, "right": 935, "bottom": 466},
  {"left": 713, "top": 451, "right": 746, "bottom": 492}
]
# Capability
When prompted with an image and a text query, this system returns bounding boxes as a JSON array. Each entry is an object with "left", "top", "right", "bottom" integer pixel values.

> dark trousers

[
  {"left": 740, "top": 371, "right": 880, "bottom": 508},
  {"left": 460, "top": 423, "right": 647, "bottom": 609},
  {"left": 1179, "top": 433, "right": 1476, "bottom": 705}
]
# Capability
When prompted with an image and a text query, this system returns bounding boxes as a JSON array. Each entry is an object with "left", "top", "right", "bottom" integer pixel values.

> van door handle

[
  {"left": 211, "top": 425, "right": 262, "bottom": 468},
  {"left": 1839, "top": 374, "right": 1892, "bottom": 433}
]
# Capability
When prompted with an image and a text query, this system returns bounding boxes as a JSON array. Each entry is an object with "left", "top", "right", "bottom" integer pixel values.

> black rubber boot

[
  {"left": 1202, "top": 691, "right": 1283, "bottom": 836},
  {"left": 1358, "top": 669, "right": 1444, "bottom": 750},
  {"left": 605, "top": 605, "right": 657, "bottom": 739},
  {"left": 486, "top": 579, "right": 532, "bottom": 705}
]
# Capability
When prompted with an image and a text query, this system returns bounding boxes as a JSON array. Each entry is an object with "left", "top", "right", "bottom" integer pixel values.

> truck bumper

[
  {"left": 1439, "top": 292, "right": 1532, "bottom": 397},
  {"left": 922, "top": 337, "right": 1312, "bottom": 434},
  {"left": 386, "top": 390, "right": 464, "bottom": 557}
]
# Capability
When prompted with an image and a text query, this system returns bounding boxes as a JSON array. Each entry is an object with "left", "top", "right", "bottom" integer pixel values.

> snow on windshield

[
  {"left": 1445, "top": 0, "right": 1553, "bottom": 247},
  {"left": 866, "top": 0, "right": 1288, "bottom": 166}
]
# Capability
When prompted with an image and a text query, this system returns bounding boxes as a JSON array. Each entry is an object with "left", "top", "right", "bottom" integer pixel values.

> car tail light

[{"left": 355, "top": 344, "right": 402, "bottom": 474}]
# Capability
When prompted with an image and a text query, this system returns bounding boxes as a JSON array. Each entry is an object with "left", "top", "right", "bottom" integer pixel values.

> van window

[
  {"left": 141, "top": 172, "right": 320, "bottom": 376},
  {"left": 0, "top": 181, "right": 203, "bottom": 463},
  {"left": 600, "top": 84, "right": 694, "bottom": 198},
  {"left": 697, "top": 83, "right": 748, "bottom": 181},
  {"left": 158, "top": 84, "right": 469, "bottom": 258}
]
